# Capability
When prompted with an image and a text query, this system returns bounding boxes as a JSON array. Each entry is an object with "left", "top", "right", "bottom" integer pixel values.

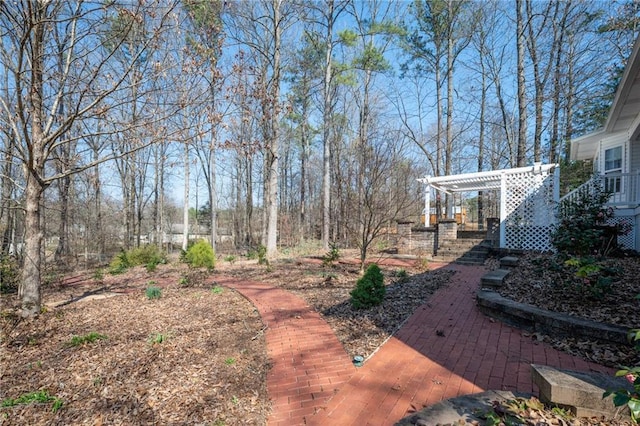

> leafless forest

[{"left": 1, "top": 0, "right": 638, "bottom": 316}]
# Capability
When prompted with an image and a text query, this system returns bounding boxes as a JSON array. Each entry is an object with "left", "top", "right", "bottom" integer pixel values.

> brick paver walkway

[
  {"left": 214, "top": 276, "right": 356, "bottom": 425},
  {"left": 217, "top": 262, "right": 613, "bottom": 426}
]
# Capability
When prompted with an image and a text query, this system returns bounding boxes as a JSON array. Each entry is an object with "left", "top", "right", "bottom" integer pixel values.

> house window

[
  {"left": 604, "top": 146, "right": 622, "bottom": 172},
  {"left": 604, "top": 146, "right": 622, "bottom": 193}
]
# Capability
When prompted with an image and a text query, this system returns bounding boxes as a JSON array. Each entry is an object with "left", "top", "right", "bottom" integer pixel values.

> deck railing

[{"left": 560, "top": 172, "right": 640, "bottom": 209}]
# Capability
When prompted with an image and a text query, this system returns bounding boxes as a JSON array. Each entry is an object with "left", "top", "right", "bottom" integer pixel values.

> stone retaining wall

[{"left": 397, "top": 221, "right": 436, "bottom": 256}]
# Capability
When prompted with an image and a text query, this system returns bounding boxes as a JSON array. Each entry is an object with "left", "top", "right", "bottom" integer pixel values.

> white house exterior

[{"left": 570, "top": 35, "right": 640, "bottom": 251}]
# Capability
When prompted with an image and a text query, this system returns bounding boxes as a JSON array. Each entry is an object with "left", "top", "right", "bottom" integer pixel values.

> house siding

[{"left": 632, "top": 138, "right": 640, "bottom": 173}]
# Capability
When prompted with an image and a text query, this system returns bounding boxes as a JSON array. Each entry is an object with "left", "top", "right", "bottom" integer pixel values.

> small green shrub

[
  {"left": 43, "top": 271, "right": 63, "bottom": 287},
  {"left": 224, "top": 357, "right": 235, "bottom": 365},
  {"left": 128, "top": 245, "right": 166, "bottom": 267},
  {"left": 257, "top": 245, "right": 268, "bottom": 265},
  {"left": 563, "top": 256, "right": 618, "bottom": 299},
  {"left": 68, "top": 332, "right": 107, "bottom": 347},
  {"left": 322, "top": 242, "right": 340, "bottom": 266},
  {"left": 224, "top": 255, "right": 237, "bottom": 264},
  {"left": 93, "top": 268, "right": 105, "bottom": 281},
  {"left": 211, "top": 285, "right": 224, "bottom": 295},
  {"left": 553, "top": 182, "right": 631, "bottom": 256},
  {"left": 148, "top": 333, "right": 167, "bottom": 344},
  {"left": 1, "top": 390, "right": 63, "bottom": 413},
  {"left": 109, "top": 245, "right": 167, "bottom": 274},
  {"left": 183, "top": 240, "right": 215, "bottom": 270},
  {"left": 395, "top": 269, "right": 408, "bottom": 279},
  {"left": 247, "top": 245, "right": 268, "bottom": 265},
  {"left": 416, "top": 256, "right": 429, "bottom": 271},
  {"left": 604, "top": 329, "right": 640, "bottom": 424},
  {"left": 0, "top": 255, "right": 20, "bottom": 294},
  {"left": 350, "top": 264, "right": 385, "bottom": 309},
  {"left": 246, "top": 248, "right": 257, "bottom": 260},
  {"left": 109, "top": 249, "right": 130, "bottom": 274},
  {"left": 145, "top": 284, "right": 162, "bottom": 300}
]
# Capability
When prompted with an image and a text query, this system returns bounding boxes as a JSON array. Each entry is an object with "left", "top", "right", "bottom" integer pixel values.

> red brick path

[
  {"left": 217, "top": 262, "right": 613, "bottom": 426},
  {"left": 215, "top": 276, "right": 356, "bottom": 425}
]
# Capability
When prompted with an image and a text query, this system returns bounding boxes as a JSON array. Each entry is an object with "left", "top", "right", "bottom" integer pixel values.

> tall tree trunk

[
  {"left": 208, "top": 77, "right": 218, "bottom": 251},
  {"left": 445, "top": 0, "right": 454, "bottom": 217},
  {"left": 549, "top": 1, "right": 569, "bottom": 164},
  {"left": 434, "top": 58, "right": 443, "bottom": 219},
  {"left": 322, "top": 0, "right": 335, "bottom": 251},
  {"left": 516, "top": 0, "right": 527, "bottom": 167},
  {"left": 234, "top": 156, "right": 242, "bottom": 247},
  {"left": 20, "top": 3, "right": 47, "bottom": 317},
  {"left": 527, "top": 0, "right": 542, "bottom": 163},
  {"left": 525, "top": 0, "right": 556, "bottom": 163},
  {"left": 153, "top": 144, "right": 160, "bottom": 247},
  {"left": 209, "top": 145, "right": 217, "bottom": 249},
  {"left": 1, "top": 133, "right": 16, "bottom": 254},
  {"left": 245, "top": 156, "right": 253, "bottom": 246},
  {"left": 265, "top": 0, "right": 281, "bottom": 260},
  {"left": 182, "top": 142, "right": 190, "bottom": 251},
  {"left": 564, "top": 34, "right": 575, "bottom": 162},
  {"left": 299, "top": 124, "right": 308, "bottom": 244},
  {"left": 357, "top": 68, "right": 372, "bottom": 260},
  {"left": 54, "top": 173, "right": 71, "bottom": 262},
  {"left": 53, "top": 27, "right": 72, "bottom": 264},
  {"left": 128, "top": 163, "right": 136, "bottom": 248},
  {"left": 95, "top": 163, "right": 104, "bottom": 261},
  {"left": 478, "top": 30, "right": 487, "bottom": 230},
  {"left": 22, "top": 171, "right": 45, "bottom": 317}
]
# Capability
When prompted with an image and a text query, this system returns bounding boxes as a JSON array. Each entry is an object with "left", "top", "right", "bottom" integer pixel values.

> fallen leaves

[
  {"left": 498, "top": 253, "right": 640, "bottom": 367},
  {"left": 0, "top": 265, "right": 270, "bottom": 425}
]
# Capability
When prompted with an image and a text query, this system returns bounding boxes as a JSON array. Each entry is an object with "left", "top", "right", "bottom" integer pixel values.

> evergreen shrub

[
  {"left": 183, "top": 240, "right": 215, "bottom": 270},
  {"left": 350, "top": 263, "right": 385, "bottom": 309}
]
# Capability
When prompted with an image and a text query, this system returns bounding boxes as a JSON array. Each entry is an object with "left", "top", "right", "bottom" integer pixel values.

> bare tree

[
  {"left": 403, "top": 0, "right": 473, "bottom": 216},
  {"left": 515, "top": 0, "right": 527, "bottom": 166},
  {"left": 183, "top": 0, "right": 225, "bottom": 251},
  {"left": 0, "top": 0, "right": 180, "bottom": 317},
  {"left": 225, "top": 0, "right": 298, "bottom": 260},
  {"left": 349, "top": 132, "right": 422, "bottom": 269}
]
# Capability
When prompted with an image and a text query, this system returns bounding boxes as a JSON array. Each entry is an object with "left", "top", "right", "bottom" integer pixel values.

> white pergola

[{"left": 419, "top": 163, "right": 560, "bottom": 250}]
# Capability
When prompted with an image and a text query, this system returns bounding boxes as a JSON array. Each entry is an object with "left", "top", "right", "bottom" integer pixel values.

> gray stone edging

[{"left": 476, "top": 289, "right": 631, "bottom": 346}]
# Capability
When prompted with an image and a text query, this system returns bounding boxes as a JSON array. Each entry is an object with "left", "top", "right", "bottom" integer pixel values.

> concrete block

[{"left": 531, "top": 364, "right": 632, "bottom": 419}]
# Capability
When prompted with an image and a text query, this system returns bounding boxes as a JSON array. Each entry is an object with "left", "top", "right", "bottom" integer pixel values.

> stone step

[
  {"left": 454, "top": 258, "right": 486, "bottom": 266},
  {"left": 440, "top": 238, "right": 485, "bottom": 247},
  {"left": 457, "top": 231, "right": 488, "bottom": 240},
  {"left": 531, "top": 364, "right": 632, "bottom": 419},
  {"left": 436, "top": 249, "right": 490, "bottom": 265},
  {"left": 480, "top": 269, "right": 510, "bottom": 289},
  {"left": 500, "top": 256, "right": 519, "bottom": 268},
  {"left": 437, "top": 252, "right": 488, "bottom": 261},
  {"left": 438, "top": 242, "right": 489, "bottom": 251}
]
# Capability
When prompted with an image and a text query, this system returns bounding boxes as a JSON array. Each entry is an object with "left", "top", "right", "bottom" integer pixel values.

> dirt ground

[{"left": 1, "top": 250, "right": 638, "bottom": 425}]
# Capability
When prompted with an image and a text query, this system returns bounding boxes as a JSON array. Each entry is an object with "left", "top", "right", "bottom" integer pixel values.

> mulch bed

[{"left": 1, "top": 250, "right": 638, "bottom": 425}]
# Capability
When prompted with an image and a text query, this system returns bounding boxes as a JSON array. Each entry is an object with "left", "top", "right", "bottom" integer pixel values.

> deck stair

[{"left": 435, "top": 233, "right": 490, "bottom": 265}]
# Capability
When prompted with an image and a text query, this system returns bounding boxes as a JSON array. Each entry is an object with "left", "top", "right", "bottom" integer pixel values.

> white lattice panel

[
  {"left": 503, "top": 169, "right": 557, "bottom": 251},
  {"left": 606, "top": 215, "right": 636, "bottom": 250}
]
